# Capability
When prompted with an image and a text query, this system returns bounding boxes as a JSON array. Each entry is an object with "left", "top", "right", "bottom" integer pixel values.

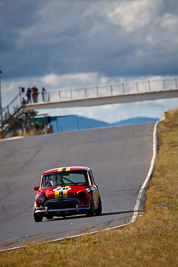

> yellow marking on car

[
  {"left": 57, "top": 167, "right": 71, "bottom": 172},
  {"left": 55, "top": 186, "right": 61, "bottom": 198},
  {"left": 63, "top": 189, "right": 68, "bottom": 198}
]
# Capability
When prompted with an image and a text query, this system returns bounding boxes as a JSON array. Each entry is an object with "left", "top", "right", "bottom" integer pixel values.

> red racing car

[{"left": 33, "top": 166, "right": 102, "bottom": 222}]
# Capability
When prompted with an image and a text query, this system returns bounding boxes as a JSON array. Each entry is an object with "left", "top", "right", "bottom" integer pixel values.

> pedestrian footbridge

[
  {"left": 23, "top": 77, "right": 178, "bottom": 111},
  {"left": 1, "top": 77, "right": 178, "bottom": 137}
]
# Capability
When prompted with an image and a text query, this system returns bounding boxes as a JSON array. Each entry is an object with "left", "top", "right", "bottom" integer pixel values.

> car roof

[{"left": 42, "top": 166, "right": 91, "bottom": 175}]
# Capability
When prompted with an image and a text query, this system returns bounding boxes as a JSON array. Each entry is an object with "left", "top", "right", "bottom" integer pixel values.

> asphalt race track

[{"left": 0, "top": 123, "right": 155, "bottom": 249}]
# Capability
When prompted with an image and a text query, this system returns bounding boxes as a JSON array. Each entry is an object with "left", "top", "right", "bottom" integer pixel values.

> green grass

[{"left": 0, "top": 109, "right": 178, "bottom": 267}]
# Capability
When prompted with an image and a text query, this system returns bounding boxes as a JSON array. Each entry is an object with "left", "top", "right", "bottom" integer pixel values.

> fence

[{"left": 33, "top": 77, "right": 178, "bottom": 104}]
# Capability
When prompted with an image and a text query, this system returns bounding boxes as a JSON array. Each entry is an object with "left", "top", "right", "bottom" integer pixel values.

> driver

[{"left": 50, "top": 176, "right": 58, "bottom": 186}]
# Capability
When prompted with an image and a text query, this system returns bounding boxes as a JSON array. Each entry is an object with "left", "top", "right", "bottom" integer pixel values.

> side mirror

[{"left": 34, "top": 186, "right": 39, "bottom": 191}]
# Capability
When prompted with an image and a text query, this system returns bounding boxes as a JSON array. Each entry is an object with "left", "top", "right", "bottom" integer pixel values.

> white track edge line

[
  {"left": 130, "top": 121, "right": 158, "bottom": 224},
  {"left": 0, "top": 122, "right": 158, "bottom": 253}
]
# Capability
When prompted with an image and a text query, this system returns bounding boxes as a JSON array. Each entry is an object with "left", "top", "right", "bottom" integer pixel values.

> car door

[{"left": 88, "top": 171, "right": 99, "bottom": 209}]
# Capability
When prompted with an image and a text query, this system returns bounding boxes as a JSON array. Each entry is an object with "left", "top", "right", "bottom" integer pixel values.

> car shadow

[
  {"left": 43, "top": 209, "right": 143, "bottom": 223},
  {"left": 101, "top": 210, "right": 135, "bottom": 216}
]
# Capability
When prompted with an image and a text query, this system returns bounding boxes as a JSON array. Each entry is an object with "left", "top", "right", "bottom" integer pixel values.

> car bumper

[
  {"left": 35, "top": 198, "right": 90, "bottom": 215},
  {"left": 35, "top": 206, "right": 90, "bottom": 214}
]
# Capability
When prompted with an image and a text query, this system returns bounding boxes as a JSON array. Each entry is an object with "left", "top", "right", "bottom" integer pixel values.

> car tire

[
  {"left": 34, "top": 209, "right": 43, "bottom": 222},
  {"left": 86, "top": 199, "right": 95, "bottom": 217},
  {"left": 95, "top": 196, "right": 102, "bottom": 216}
]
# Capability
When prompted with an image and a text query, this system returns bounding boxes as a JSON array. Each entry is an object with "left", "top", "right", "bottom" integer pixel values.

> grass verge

[{"left": 0, "top": 109, "right": 178, "bottom": 266}]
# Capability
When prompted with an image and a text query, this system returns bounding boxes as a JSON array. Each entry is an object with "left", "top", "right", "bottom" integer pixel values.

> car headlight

[
  {"left": 85, "top": 188, "right": 91, "bottom": 193},
  {"left": 36, "top": 194, "right": 45, "bottom": 203}
]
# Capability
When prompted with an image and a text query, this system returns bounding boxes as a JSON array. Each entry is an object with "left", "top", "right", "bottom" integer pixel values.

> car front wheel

[{"left": 34, "top": 209, "right": 43, "bottom": 222}]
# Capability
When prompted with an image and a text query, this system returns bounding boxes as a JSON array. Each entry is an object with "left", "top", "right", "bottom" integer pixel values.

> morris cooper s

[{"left": 33, "top": 166, "right": 102, "bottom": 222}]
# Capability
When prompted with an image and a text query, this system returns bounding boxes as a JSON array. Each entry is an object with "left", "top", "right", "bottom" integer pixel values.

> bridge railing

[
  {"left": 25, "top": 77, "right": 178, "bottom": 105},
  {"left": 2, "top": 95, "right": 20, "bottom": 123}
]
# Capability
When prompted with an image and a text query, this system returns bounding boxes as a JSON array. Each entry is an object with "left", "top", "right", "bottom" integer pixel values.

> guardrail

[{"left": 23, "top": 77, "right": 178, "bottom": 105}]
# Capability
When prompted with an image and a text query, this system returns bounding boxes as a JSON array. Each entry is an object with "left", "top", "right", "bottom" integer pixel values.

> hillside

[{"left": 112, "top": 117, "right": 159, "bottom": 126}]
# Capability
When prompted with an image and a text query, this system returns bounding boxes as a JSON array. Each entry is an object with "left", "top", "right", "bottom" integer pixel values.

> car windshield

[{"left": 41, "top": 171, "right": 88, "bottom": 188}]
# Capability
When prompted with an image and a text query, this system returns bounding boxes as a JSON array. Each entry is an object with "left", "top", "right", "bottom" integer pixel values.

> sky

[{"left": 0, "top": 0, "right": 178, "bottom": 123}]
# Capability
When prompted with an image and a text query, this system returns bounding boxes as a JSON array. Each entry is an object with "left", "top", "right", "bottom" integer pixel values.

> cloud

[
  {"left": 1, "top": 0, "right": 178, "bottom": 80},
  {"left": 41, "top": 72, "right": 100, "bottom": 88},
  {"left": 0, "top": 0, "right": 178, "bottom": 122},
  {"left": 147, "top": 13, "right": 178, "bottom": 48},
  {"left": 107, "top": 0, "right": 160, "bottom": 32}
]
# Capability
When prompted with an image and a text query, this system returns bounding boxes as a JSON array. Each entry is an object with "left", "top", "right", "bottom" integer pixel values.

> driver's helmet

[{"left": 50, "top": 175, "right": 58, "bottom": 186}]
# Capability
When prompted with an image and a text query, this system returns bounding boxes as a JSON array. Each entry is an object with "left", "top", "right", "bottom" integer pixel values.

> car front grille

[{"left": 45, "top": 198, "right": 80, "bottom": 210}]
